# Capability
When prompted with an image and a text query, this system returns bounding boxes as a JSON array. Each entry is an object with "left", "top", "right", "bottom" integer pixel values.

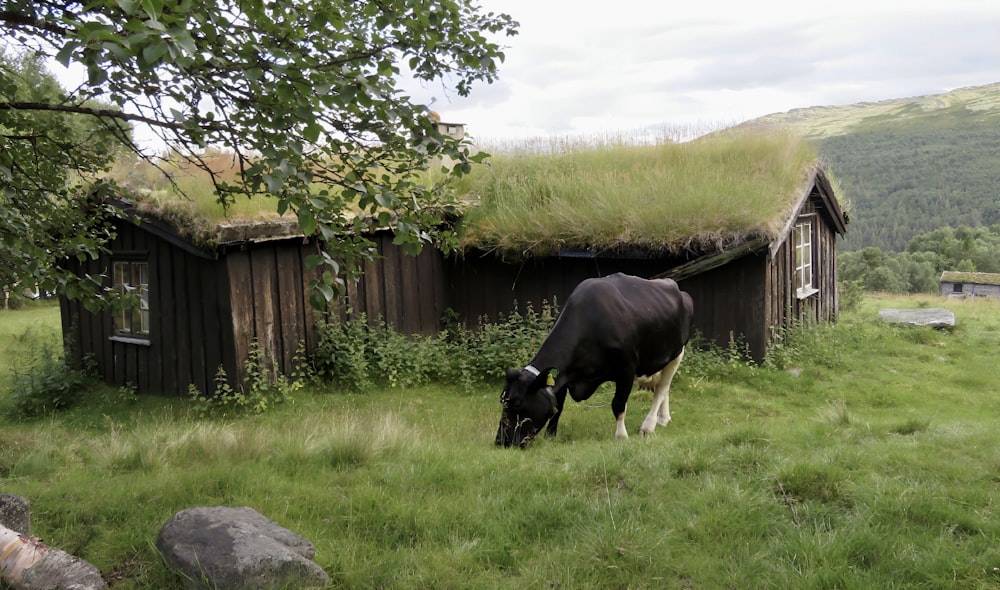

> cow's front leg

[
  {"left": 612, "top": 379, "right": 632, "bottom": 440},
  {"left": 545, "top": 387, "right": 569, "bottom": 436}
]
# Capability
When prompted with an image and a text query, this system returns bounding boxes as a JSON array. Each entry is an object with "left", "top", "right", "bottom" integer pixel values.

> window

[
  {"left": 794, "top": 221, "right": 817, "bottom": 298},
  {"left": 953, "top": 283, "right": 963, "bottom": 293},
  {"left": 113, "top": 260, "right": 149, "bottom": 336}
]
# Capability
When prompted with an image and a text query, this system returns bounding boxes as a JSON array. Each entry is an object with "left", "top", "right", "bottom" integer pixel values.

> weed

[
  {"left": 890, "top": 417, "right": 931, "bottom": 435},
  {"left": 188, "top": 340, "right": 300, "bottom": 417},
  {"left": 4, "top": 328, "right": 93, "bottom": 419}
]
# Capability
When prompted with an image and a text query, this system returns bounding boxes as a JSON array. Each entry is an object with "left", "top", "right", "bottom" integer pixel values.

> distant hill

[{"left": 739, "top": 83, "right": 1000, "bottom": 251}]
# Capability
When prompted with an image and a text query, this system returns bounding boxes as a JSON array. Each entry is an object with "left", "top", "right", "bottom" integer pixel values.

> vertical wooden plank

[
  {"left": 186, "top": 253, "right": 208, "bottom": 395},
  {"left": 250, "top": 245, "right": 279, "bottom": 380},
  {"left": 215, "top": 251, "right": 237, "bottom": 394},
  {"left": 158, "top": 233, "right": 179, "bottom": 395},
  {"left": 362, "top": 256, "right": 383, "bottom": 325},
  {"left": 227, "top": 250, "right": 255, "bottom": 387},
  {"left": 146, "top": 234, "right": 163, "bottom": 394},
  {"left": 275, "top": 243, "right": 305, "bottom": 375},
  {"left": 380, "top": 234, "right": 403, "bottom": 331},
  {"left": 173, "top": 247, "right": 193, "bottom": 393},
  {"left": 400, "top": 246, "right": 422, "bottom": 333},
  {"left": 197, "top": 258, "right": 222, "bottom": 388}
]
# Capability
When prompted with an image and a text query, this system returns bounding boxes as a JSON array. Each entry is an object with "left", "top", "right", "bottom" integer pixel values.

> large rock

[
  {"left": 878, "top": 308, "right": 955, "bottom": 328},
  {"left": 156, "top": 506, "right": 329, "bottom": 590},
  {"left": 0, "top": 495, "right": 30, "bottom": 535}
]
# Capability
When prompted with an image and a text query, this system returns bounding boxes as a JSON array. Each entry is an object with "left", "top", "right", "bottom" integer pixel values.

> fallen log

[{"left": 0, "top": 524, "right": 107, "bottom": 590}]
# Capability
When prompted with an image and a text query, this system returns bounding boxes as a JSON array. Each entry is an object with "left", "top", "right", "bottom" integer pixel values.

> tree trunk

[{"left": 0, "top": 525, "right": 107, "bottom": 590}]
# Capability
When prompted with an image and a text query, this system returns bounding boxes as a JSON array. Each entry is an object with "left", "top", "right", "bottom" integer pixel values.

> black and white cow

[{"left": 495, "top": 273, "right": 694, "bottom": 448}]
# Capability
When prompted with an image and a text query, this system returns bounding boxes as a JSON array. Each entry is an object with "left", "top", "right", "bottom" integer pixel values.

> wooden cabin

[
  {"left": 59, "top": 200, "right": 449, "bottom": 396},
  {"left": 448, "top": 166, "right": 847, "bottom": 362},
  {"left": 62, "top": 133, "right": 847, "bottom": 394},
  {"left": 939, "top": 271, "right": 1000, "bottom": 299}
]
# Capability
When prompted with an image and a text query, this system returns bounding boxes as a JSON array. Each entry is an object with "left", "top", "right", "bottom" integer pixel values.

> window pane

[{"left": 112, "top": 260, "right": 150, "bottom": 336}]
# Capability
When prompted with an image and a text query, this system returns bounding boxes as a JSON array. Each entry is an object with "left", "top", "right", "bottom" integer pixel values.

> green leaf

[{"left": 299, "top": 210, "right": 317, "bottom": 236}]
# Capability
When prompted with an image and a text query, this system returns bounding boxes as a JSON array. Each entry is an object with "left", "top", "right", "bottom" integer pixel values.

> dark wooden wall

[
  {"left": 61, "top": 221, "right": 227, "bottom": 395},
  {"left": 221, "top": 237, "right": 323, "bottom": 388},
  {"left": 338, "top": 232, "right": 449, "bottom": 335},
  {"left": 445, "top": 253, "right": 673, "bottom": 325},
  {"left": 679, "top": 253, "right": 769, "bottom": 361}
]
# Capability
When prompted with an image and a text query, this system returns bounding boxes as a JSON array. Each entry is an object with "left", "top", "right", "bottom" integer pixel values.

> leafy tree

[
  {"left": 1, "top": 50, "right": 122, "bottom": 306},
  {"left": 1, "top": 0, "right": 518, "bottom": 307}
]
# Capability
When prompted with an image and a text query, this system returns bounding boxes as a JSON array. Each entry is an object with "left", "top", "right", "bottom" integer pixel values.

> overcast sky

[{"left": 408, "top": 0, "right": 1000, "bottom": 141}]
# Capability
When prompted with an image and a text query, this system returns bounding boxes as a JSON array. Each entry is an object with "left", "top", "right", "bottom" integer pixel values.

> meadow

[{"left": 2, "top": 294, "right": 1000, "bottom": 588}]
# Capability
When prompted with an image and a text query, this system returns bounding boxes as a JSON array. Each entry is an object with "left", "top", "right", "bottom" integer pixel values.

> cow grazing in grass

[{"left": 495, "top": 273, "right": 694, "bottom": 448}]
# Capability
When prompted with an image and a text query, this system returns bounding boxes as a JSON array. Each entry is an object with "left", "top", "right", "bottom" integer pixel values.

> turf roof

[{"left": 454, "top": 131, "right": 826, "bottom": 258}]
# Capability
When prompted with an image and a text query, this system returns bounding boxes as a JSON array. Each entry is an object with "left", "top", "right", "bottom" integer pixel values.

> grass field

[{"left": 2, "top": 294, "right": 1000, "bottom": 588}]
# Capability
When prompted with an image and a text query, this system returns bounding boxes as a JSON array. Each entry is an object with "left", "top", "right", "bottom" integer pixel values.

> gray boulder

[
  {"left": 156, "top": 506, "right": 329, "bottom": 590},
  {"left": 0, "top": 494, "right": 30, "bottom": 535},
  {"left": 878, "top": 308, "right": 955, "bottom": 328}
]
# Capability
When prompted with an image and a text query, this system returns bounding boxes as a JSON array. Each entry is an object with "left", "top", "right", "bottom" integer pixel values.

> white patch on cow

[
  {"left": 615, "top": 410, "right": 629, "bottom": 440},
  {"left": 639, "top": 347, "right": 685, "bottom": 436}
]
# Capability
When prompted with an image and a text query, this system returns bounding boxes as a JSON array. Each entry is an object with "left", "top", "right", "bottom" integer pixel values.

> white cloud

[{"left": 419, "top": 0, "right": 1000, "bottom": 141}]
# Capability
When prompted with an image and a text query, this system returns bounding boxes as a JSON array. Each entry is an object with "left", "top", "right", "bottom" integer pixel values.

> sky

[{"left": 405, "top": 0, "right": 1000, "bottom": 142}]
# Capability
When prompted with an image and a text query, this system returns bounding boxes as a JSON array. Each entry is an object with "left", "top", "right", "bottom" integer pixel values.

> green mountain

[{"left": 741, "top": 83, "right": 1000, "bottom": 251}]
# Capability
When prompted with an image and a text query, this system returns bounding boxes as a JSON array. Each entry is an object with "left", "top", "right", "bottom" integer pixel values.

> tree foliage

[
  {"left": 820, "top": 105, "right": 1000, "bottom": 252},
  {"left": 839, "top": 224, "right": 1000, "bottom": 294},
  {"left": 1, "top": 0, "right": 518, "bottom": 307},
  {"left": 0, "top": 50, "right": 122, "bottom": 305}
]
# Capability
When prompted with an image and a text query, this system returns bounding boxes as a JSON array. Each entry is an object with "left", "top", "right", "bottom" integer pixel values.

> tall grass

[
  {"left": 0, "top": 301, "right": 62, "bottom": 383},
  {"left": 3, "top": 294, "right": 1000, "bottom": 588},
  {"left": 457, "top": 131, "right": 818, "bottom": 256}
]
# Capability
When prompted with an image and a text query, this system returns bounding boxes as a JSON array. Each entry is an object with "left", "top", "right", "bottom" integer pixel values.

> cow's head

[{"left": 495, "top": 367, "right": 558, "bottom": 448}]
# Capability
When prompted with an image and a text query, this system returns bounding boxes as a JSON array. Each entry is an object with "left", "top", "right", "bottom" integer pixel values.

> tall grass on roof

[{"left": 456, "top": 131, "right": 818, "bottom": 257}]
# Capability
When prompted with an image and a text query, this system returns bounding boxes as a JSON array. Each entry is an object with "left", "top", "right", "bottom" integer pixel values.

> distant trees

[
  {"left": 839, "top": 224, "right": 1000, "bottom": 293},
  {"left": 820, "top": 111, "right": 1000, "bottom": 252}
]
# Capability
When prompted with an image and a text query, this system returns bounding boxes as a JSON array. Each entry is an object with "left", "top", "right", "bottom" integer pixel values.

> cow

[{"left": 495, "top": 273, "right": 694, "bottom": 448}]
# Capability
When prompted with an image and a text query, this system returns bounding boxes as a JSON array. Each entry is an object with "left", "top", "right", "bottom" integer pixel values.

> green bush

[
  {"left": 4, "top": 331, "right": 93, "bottom": 419},
  {"left": 311, "top": 302, "right": 558, "bottom": 392},
  {"left": 188, "top": 340, "right": 301, "bottom": 417}
]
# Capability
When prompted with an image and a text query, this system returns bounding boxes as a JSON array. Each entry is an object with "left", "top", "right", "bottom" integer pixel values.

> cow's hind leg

[{"left": 640, "top": 347, "right": 685, "bottom": 436}]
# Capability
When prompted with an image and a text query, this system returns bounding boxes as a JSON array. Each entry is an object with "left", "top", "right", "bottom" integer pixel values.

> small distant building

[{"left": 939, "top": 271, "right": 1000, "bottom": 298}]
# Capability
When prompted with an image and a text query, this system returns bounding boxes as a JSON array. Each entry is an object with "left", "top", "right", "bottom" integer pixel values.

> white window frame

[
  {"left": 794, "top": 221, "right": 818, "bottom": 299},
  {"left": 113, "top": 259, "right": 150, "bottom": 338}
]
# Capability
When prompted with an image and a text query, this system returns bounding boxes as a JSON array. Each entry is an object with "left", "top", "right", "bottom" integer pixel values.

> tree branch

[{"left": 0, "top": 101, "right": 224, "bottom": 133}]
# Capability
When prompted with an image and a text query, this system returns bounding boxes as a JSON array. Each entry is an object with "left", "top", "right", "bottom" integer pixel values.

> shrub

[
  {"left": 311, "top": 302, "right": 558, "bottom": 392},
  {"left": 188, "top": 340, "right": 301, "bottom": 417},
  {"left": 312, "top": 314, "right": 445, "bottom": 391},
  {"left": 5, "top": 332, "right": 93, "bottom": 419}
]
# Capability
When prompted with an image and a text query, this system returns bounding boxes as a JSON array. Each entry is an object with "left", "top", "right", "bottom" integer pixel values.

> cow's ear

[{"left": 505, "top": 368, "right": 520, "bottom": 383}]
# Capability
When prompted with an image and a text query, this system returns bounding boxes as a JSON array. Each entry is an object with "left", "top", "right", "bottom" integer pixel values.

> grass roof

[
  {"left": 454, "top": 131, "right": 821, "bottom": 258},
  {"left": 939, "top": 271, "right": 1000, "bottom": 285}
]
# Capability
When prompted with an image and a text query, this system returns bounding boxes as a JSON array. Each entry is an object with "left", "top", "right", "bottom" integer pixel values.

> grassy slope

[
  {"left": 2, "top": 296, "right": 1000, "bottom": 588},
  {"left": 745, "top": 82, "right": 1000, "bottom": 252}
]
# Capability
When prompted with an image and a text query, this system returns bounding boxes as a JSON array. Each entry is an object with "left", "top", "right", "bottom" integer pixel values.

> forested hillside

[{"left": 744, "top": 83, "right": 1000, "bottom": 252}]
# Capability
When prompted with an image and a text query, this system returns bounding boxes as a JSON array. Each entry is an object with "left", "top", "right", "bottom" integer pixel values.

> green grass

[
  {"left": 0, "top": 301, "right": 62, "bottom": 383},
  {"left": 457, "top": 131, "right": 819, "bottom": 257},
  {"left": 3, "top": 293, "right": 1000, "bottom": 588}
]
